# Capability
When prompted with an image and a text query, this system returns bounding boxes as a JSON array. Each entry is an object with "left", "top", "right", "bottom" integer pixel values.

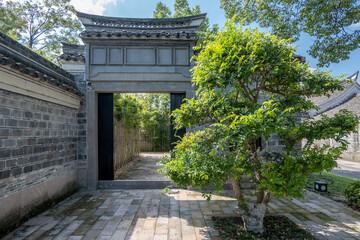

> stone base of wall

[
  {"left": 0, "top": 170, "right": 77, "bottom": 236},
  {"left": 77, "top": 169, "right": 87, "bottom": 188}
]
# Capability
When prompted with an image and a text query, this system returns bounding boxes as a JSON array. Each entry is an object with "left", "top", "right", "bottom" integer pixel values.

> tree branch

[{"left": 254, "top": 71, "right": 268, "bottom": 102}]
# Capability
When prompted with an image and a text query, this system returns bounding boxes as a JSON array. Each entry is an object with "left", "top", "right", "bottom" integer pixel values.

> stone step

[{"left": 97, "top": 180, "right": 255, "bottom": 190}]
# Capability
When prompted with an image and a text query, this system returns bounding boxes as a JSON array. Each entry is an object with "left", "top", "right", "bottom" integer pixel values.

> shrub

[{"left": 343, "top": 181, "right": 360, "bottom": 209}]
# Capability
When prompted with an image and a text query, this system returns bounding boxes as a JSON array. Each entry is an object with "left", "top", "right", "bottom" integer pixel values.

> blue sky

[{"left": 73, "top": 0, "right": 359, "bottom": 78}]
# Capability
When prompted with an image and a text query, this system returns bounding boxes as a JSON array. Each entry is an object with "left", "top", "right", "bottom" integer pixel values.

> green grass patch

[
  {"left": 306, "top": 172, "right": 358, "bottom": 202},
  {"left": 213, "top": 215, "right": 316, "bottom": 240}
]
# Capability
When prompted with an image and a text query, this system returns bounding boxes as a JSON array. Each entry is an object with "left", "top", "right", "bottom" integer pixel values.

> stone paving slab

[
  {"left": 116, "top": 153, "right": 168, "bottom": 180},
  {"left": 3, "top": 189, "right": 360, "bottom": 240}
]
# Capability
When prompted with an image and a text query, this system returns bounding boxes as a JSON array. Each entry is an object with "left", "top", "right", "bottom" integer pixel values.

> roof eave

[{"left": 76, "top": 11, "right": 207, "bottom": 32}]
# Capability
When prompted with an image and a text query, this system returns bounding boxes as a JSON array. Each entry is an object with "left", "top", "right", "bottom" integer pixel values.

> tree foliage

[
  {"left": 114, "top": 94, "right": 143, "bottom": 129},
  {"left": 138, "top": 94, "right": 171, "bottom": 151},
  {"left": 160, "top": 19, "right": 359, "bottom": 233},
  {"left": 220, "top": 0, "right": 360, "bottom": 67},
  {"left": 173, "top": 0, "right": 193, "bottom": 18},
  {"left": 0, "top": 0, "right": 83, "bottom": 63},
  {"left": 153, "top": 1, "right": 172, "bottom": 19},
  {"left": 153, "top": 0, "right": 219, "bottom": 46}
]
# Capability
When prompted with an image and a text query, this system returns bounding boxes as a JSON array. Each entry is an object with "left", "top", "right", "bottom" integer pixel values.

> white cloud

[{"left": 71, "top": 0, "right": 121, "bottom": 15}]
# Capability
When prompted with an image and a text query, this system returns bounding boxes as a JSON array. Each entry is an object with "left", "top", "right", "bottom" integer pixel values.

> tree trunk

[
  {"left": 242, "top": 202, "right": 267, "bottom": 234},
  {"left": 229, "top": 177, "right": 246, "bottom": 215}
]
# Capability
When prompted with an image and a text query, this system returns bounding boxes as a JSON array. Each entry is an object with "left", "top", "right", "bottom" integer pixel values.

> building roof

[
  {"left": 59, "top": 42, "right": 85, "bottom": 63},
  {"left": 76, "top": 11, "right": 206, "bottom": 41},
  {"left": 314, "top": 93, "right": 360, "bottom": 120},
  {"left": 0, "top": 32, "right": 81, "bottom": 95},
  {"left": 310, "top": 71, "right": 360, "bottom": 117}
]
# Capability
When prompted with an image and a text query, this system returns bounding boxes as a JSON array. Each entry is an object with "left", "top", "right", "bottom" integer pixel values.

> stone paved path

[
  {"left": 117, "top": 153, "right": 168, "bottom": 180},
  {"left": 3, "top": 189, "right": 360, "bottom": 240},
  {"left": 331, "top": 159, "right": 360, "bottom": 180}
]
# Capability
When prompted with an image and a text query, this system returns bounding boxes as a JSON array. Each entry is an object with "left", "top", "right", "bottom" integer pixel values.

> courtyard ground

[
  {"left": 3, "top": 189, "right": 360, "bottom": 240},
  {"left": 3, "top": 154, "right": 360, "bottom": 240},
  {"left": 116, "top": 153, "right": 168, "bottom": 181}
]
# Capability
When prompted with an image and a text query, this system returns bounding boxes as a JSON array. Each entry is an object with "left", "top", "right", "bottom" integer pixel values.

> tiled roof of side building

[
  {"left": 0, "top": 32, "right": 82, "bottom": 95},
  {"left": 314, "top": 93, "right": 360, "bottom": 120},
  {"left": 59, "top": 42, "right": 85, "bottom": 63},
  {"left": 309, "top": 71, "right": 359, "bottom": 117}
]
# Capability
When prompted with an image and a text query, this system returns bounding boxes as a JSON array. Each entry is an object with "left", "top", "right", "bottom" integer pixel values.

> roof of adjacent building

[
  {"left": 76, "top": 11, "right": 206, "bottom": 41},
  {"left": 310, "top": 71, "right": 360, "bottom": 117},
  {"left": 0, "top": 31, "right": 81, "bottom": 95},
  {"left": 59, "top": 42, "right": 85, "bottom": 63}
]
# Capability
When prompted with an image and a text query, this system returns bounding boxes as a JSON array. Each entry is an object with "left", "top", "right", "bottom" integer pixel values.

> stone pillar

[{"left": 86, "top": 90, "right": 98, "bottom": 190}]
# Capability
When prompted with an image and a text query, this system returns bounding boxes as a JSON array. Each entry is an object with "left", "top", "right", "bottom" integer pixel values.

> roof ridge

[{"left": 76, "top": 11, "right": 207, "bottom": 23}]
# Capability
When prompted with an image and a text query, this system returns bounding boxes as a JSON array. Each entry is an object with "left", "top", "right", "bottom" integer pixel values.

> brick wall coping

[{"left": 0, "top": 32, "right": 81, "bottom": 95}]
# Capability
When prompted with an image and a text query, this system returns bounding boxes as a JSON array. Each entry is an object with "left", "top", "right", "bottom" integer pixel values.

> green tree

[
  {"left": 153, "top": 0, "right": 219, "bottom": 46},
  {"left": 0, "top": 0, "right": 83, "bottom": 63},
  {"left": 114, "top": 94, "right": 143, "bottom": 129},
  {"left": 0, "top": 1, "right": 23, "bottom": 41},
  {"left": 220, "top": 0, "right": 360, "bottom": 67},
  {"left": 160, "top": 20, "right": 359, "bottom": 233},
  {"left": 138, "top": 94, "right": 171, "bottom": 151},
  {"left": 114, "top": 94, "right": 171, "bottom": 151},
  {"left": 153, "top": 1, "right": 172, "bottom": 19},
  {"left": 173, "top": 0, "right": 193, "bottom": 18}
]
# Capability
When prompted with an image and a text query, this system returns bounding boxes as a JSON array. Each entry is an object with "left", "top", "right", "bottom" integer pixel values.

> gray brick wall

[
  {"left": 77, "top": 99, "right": 87, "bottom": 170},
  {"left": 0, "top": 89, "right": 79, "bottom": 198},
  {"left": 73, "top": 73, "right": 87, "bottom": 181},
  {"left": 73, "top": 73, "right": 87, "bottom": 95}
]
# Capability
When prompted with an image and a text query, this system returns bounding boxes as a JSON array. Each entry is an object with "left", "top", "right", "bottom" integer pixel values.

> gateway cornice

[{"left": 76, "top": 11, "right": 206, "bottom": 33}]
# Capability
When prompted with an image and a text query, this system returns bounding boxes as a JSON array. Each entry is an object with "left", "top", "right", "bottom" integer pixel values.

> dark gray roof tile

[{"left": 0, "top": 31, "right": 82, "bottom": 96}]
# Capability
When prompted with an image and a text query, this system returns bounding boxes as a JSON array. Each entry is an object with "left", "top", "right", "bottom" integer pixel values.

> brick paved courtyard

[{"left": 3, "top": 189, "right": 360, "bottom": 240}]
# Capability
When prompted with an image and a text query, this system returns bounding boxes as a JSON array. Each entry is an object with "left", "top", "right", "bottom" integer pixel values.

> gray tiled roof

[
  {"left": 76, "top": 11, "right": 206, "bottom": 41},
  {"left": 310, "top": 71, "right": 360, "bottom": 116},
  {"left": 59, "top": 42, "right": 85, "bottom": 63},
  {"left": 76, "top": 11, "right": 206, "bottom": 31},
  {"left": 314, "top": 93, "right": 360, "bottom": 119},
  {"left": 79, "top": 30, "right": 198, "bottom": 40},
  {"left": 0, "top": 32, "right": 81, "bottom": 95}
]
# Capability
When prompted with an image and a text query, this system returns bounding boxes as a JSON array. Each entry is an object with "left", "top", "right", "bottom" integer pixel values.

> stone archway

[{"left": 76, "top": 11, "right": 206, "bottom": 189}]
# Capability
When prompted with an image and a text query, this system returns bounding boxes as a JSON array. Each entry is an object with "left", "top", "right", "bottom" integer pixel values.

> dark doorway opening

[
  {"left": 97, "top": 92, "right": 186, "bottom": 181},
  {"left": 98, "top": 93, "right": 114, "bottom": 180}
]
